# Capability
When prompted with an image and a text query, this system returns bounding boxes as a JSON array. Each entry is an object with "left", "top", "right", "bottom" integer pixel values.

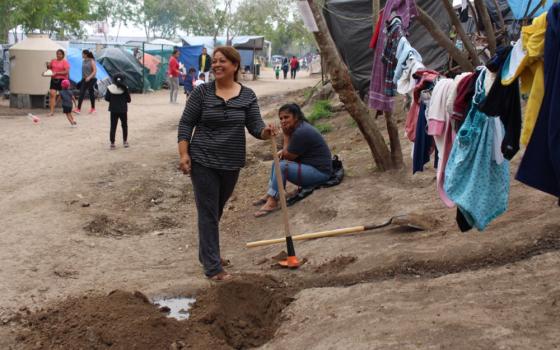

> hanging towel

[
  {"left": 413, "top": 91, "right": 434, "bottom": 174},
  {"left": 427, "top": 78, "right": 455, "bottom": 207},
  {"left": 397, "top": 58, "right": 425, "bottom": 95},
  {"left": 444, "top": 69, "right": 510, "bottom": 231},
  {"left": 369, "top": 9, "right": 385, "bottom": 49},
  {"left": 516, "top": 3, "right": 560, "bottom": 200}
]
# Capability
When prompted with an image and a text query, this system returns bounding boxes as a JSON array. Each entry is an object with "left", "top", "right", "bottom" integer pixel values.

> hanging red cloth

[{"left": 369, "top": 9, "right": 385, "bottom": 49}]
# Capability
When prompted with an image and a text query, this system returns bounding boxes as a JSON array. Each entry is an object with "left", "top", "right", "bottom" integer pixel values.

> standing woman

[
  {"left": 178, "top": 46, "right": 274, "bottom": 281},
  {"left": 75, "top": 50, "right": 97, "bottom": 114},
  {"left": 281, "top": 57, "right": 289, "bottom": 80},
  {"left": 48, "top": 49, "right": 70, "bottom": 116}
]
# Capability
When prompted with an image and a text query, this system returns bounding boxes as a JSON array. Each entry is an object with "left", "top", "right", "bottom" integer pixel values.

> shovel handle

[{"left": 270, "top": 137, "right": 292, "bottom": 238}]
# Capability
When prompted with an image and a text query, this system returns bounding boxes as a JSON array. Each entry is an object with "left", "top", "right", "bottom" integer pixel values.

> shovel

[{"left": 246, "top": 213, "right": 436, "bottom": 248}]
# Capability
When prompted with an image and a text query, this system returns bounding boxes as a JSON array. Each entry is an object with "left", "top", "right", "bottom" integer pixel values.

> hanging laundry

[
  {"left": 382, "top": 17, "right": 404, "bottom": 97},
  {"left": 444, "top": 69, "right": 510, "bottom": 231},
  {"left": 445, "top": 72, "right": 471, "bottom": 118},
  {"left": 404, "top": 69, "right": 439, "bottom": 142},
  {"left": 397, "top": 58, "right": 425, "bottom": 95},
  {"left": 516, "top": 3, "right": 560, "bottom": 201},
  {"left": 427, "top": 78, "right": 455, "bottom": 207},
  {"left": 394, "top": 37, "right": 422, "bottom": 86},
  {"left": 368, "top": 0, "right": 418, "bottom": 112},
  {"left": 412, "top": 93, "right": 434, "bottom": 174},
  {"left": 479, "top": 47, "right": 522, "bottom": 161},
  {"left": 501, "top": 11, "right": 547, "bottom": 145},
  {"left": 452, "top": 69, "right": 482, "bottom": 130}
]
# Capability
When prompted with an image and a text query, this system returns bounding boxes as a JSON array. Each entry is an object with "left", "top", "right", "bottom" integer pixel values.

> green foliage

[
  {"left": 315, "top": 123, "right": 333, "bottom": 134},
  {"left": 303, "top": 86, "right": 317, "bottom": 101},
  {"left": 10, "top": 0, "right": 90, "bottom": 39},
  {"left": 307, "top": 100, "right": 333, "bottom": 124}
]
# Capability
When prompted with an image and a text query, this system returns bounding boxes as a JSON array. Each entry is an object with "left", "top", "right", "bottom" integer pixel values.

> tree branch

[
  {"left": 416, "top": 6, "right": 474, "bottom": 72},
  {"left": 474, "top": 0, "right": 497, "bottom": 54},
  {"left": 441, "top": 0, "right": 481, "bottom": 66}
]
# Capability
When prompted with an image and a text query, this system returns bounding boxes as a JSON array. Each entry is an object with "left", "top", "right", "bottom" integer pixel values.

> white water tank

[{"left": 9, "top": 34, "right": 63, "bottom": 95}]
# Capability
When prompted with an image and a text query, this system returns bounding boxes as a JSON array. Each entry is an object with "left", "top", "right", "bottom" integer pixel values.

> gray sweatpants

[
  {"left": 190, "top": 161, "right": 240, "bottom": 277},
  {"left": 169, "top": 76, "right": 179, "bottom": 102}
]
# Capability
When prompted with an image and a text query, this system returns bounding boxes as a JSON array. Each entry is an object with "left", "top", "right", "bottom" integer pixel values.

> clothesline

[{"left": 367, "top": 1, "right": 559, "bottom": 231}]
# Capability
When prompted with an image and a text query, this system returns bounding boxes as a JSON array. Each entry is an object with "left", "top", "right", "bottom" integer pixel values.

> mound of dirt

[
  {"left": 16, "top": 275, "right": 294, "bottom": 350},
  {"left": 83, "top": 214, "right": 142, "bottom": 238}
]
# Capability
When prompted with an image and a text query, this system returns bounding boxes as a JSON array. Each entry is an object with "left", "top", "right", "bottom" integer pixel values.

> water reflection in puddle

[{"left": 153, "top": 297, "right": 196, "bottom": 320}]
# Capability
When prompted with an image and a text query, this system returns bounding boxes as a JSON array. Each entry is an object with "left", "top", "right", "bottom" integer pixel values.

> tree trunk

[
  {"left": 307, "top": 0, "right": 394, "bottom": 171},
  {"left": 416, "top": 7, "right": 474, "bottom": 72},
  {"left": 384, "top": 111, "right": 403, "bottom": 167},
  {"left": 474, "top": 0, "right": 497, "bottom": 55},
  {"left": 441, "top": 0, "right": 481, "bottom": 66}
]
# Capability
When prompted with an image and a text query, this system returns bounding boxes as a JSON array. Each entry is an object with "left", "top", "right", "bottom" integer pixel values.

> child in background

[
  {"left": 58, "top": 79, "right": 77, "bottom": 127},
  {"left": 274, "top": 65, "right": 281, "bottom": 80},
  {"left": 183, "top": 67, "right": 197, "bottom": 97},
  {"left": 105, "top": 73, "right": 131, "bottom": 150},
  {"left": 194, "top": 72, "right": 206, "bottom": 87}
]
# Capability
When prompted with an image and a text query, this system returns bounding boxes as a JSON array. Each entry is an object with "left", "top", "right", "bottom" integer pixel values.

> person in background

[
  {"left": 290, "top": 56, "right": 299, "bottom": 79},
  {"left": 183, "top": 67, "right": 197, "bottom": 97},
  {"left": 168, "top": 49, "right": 181, "bottom": 104},
  {"left": 178, "top": 46, "right": 275, "bottom": 281},
  {"left": 58, "top": 79, "right": 77, "bottom": 127},
  {"left": 194, "top": 72, "right": 206, "bottom": 87},
  {"left": 274, "top": 65, "right": 281, "bottom": 80},
  {"left": 198, "top": 47, "right": 211, "bottom": 82},
  {"left": 48, "top": 49, "right": 70, "bottom": 116},
  {"left": 105, "top": 73, "right": 131, "bottom": 150},
  {"left": 281, "top": 57, "right": 289, "bottom": 80},
  {"left": 253, "top": 103, "right": 332, "bottom": 217},
  {"left": 75, "top": 50, "right": 97, "bottom": 114}
]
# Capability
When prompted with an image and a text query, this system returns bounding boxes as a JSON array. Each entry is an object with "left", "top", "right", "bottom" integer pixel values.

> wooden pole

[{"left": 270, "top": 137, "right": 292, "bottom": 242}]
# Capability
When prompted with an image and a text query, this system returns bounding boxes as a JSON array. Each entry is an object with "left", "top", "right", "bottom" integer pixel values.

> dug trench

[{"left": 10, "top": 222, "right": 560, "bottom": 350}]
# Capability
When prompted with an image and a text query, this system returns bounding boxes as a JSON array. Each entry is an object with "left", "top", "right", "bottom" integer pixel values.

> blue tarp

[
  {"left": 67, "top": 48, "right": 110, "bottom": 84},
  {"left": 508, "top": 0, "right": 554, "bottom": 19},
  {"left": 177, "top": 45, "right": 203, "bottom": 85}
]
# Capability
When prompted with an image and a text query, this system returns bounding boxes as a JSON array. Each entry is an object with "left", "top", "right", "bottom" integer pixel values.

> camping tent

[
  {"left": 67, "top": 48, "right": 110, "bottom": 84},
  {"left": 507, "top": 0, "right": 554, "bottom": 19},
  {"left": 98, "top": 47, "right": 143, "bottom": 92}
]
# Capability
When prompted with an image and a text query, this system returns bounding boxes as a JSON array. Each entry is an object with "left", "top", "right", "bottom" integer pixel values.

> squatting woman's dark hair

[
  {"left": 278, "top": 103, "right": 308, "bottom": 123},
  {"left": 213, "top": 46, "right": 241, "bottom": 82},
  {"left": 56, "top": 49, "right": 65, "bottom": 58}
]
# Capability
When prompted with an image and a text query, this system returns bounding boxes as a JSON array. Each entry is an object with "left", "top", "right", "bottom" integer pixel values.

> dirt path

[{"left": 1, "top": 67, "right": 559, "bottom": 349}]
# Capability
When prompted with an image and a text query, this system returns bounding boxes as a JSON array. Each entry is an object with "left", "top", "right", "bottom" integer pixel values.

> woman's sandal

[
  {"left": 254, "top": 207, "right": 280, "bottom": 218},
  {"left": 252, "top": 198, "right": 267, "bottom": 206},
  {"left": 208, "top": 271, "right": 233, "bottom": 282}
]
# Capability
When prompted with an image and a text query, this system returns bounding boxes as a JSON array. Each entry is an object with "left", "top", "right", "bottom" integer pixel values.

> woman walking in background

[
  {"left": 178, "top": 46, "right": 274, "bottom": 281},
  {"left": 75, "top": 50, "right": 97, "bottom": 114},
  {"left": 282, "top": 57, "right": 289, "bottom": 79},
  {"left": 48, "top": 49, "right": 70, "bottom": 116}
]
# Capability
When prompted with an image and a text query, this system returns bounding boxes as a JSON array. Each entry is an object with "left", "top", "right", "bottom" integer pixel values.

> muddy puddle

[{"left": 153, "top": 296, "right": 196, "bottom": 321}]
